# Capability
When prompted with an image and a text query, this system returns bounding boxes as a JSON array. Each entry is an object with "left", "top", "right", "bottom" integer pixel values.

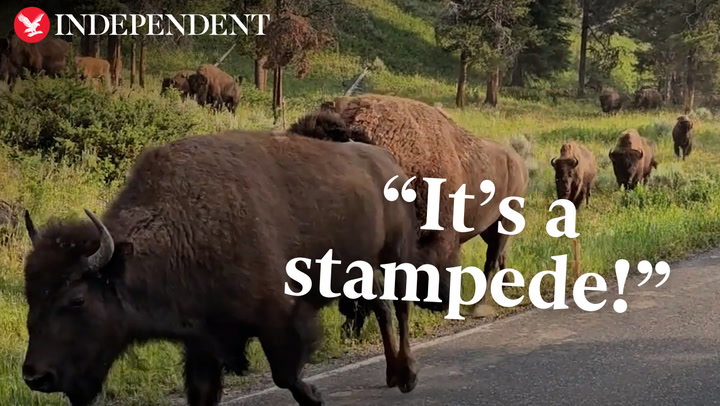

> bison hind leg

[{"left": 338, "top": 297, "right": 371, "bottom": 339}]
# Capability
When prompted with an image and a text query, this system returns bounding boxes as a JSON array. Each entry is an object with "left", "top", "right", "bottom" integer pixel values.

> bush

[{"left": 0, "top": 76, "right": 226, "bottom": 182}]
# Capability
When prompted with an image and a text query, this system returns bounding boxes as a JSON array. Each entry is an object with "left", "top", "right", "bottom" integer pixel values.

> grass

[{"left": 2, "top": 0, "right": 720, "bottom": 405}]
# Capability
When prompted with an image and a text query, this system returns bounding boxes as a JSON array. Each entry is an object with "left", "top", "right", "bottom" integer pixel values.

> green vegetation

[{"left": 1, "top": 0, "right": 720, "bottom": 405}]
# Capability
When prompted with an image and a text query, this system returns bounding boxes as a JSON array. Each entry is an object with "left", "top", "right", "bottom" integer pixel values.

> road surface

[{"left": 221, "top": 248, "right": 720, "bottom": 406}]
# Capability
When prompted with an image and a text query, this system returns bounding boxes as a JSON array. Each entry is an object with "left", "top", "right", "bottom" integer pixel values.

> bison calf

[
  {"left": 672, "top": 115, "right": 693, "bottom": 160},
  {"left": 160, "top": 69, "right": 195, "bottom": 100},
  {"left": 21, "top": 114, "right": 441, "bottom": 406},
  {"left": 550, "top": 142, "right": 597, "bottom": 209},
  {"left": 609, "top": 129, "right": 659, "bottom": 190},
  {"left": 74, "top": 56, "right": 111, "bottom": 89}
]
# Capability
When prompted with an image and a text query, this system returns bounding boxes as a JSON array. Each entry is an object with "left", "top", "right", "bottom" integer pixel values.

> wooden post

[
  {"left": 139, "top": 36, "right": 146, "bottom": 88},
  {"left": 130, "top": 40, "right": 136, "bottom": 88}
]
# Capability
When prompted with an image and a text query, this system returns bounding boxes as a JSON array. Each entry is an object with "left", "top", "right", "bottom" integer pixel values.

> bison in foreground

[
  {"left": 672, "top": 115, "right": 693, "bottom": 160},
  {"left": 0, "top": 30, "right": 70, "bottom": 89},
  {"left": 608, "top": 129, "right": 658, "bottom": 190},
  {"left": 314, "top": 94, "right": 529, "bottom": 330},
  {"left": 161, "top": 69, "right": 195, "bottom": 100},
  {"left": 550, "top": 142, "right": 597, "bottom": 209},
  {"left": 21, "top": 118, "right": 445, "bottom": 406}
]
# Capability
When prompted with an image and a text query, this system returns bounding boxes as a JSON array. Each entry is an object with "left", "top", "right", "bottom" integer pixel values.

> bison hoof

[
  {"left": 396, "top": 361, "right": 418, "bottom": 394},
  {"left": 386, "top": 370, "right": 398, "bottom": 388}
]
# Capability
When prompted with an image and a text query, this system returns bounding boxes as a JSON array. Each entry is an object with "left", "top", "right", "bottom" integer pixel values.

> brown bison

[
  {"left": 188, "top": 64, "right": 241, "bottom": 113},
  {"left": 599, "top": 87, "right": 630, "bottom": 114},
  {"left": 161, "top": 69, "right": 195, "bottom": 100},
  {"left": 608, "top": 129, "right": 659, "bottom": 190},
  {"left": 20, "top": 116, "right": 444, "bottom": 406},
  {"left": 672, "top": 115, "right": 693, "bottom": 160},
  {"left": 633, "top": 87, "right": 662, "bottom": 110},
  {"left": 74, "top": 56, "right": 112, "bottom": 89},
  {"left": 550, "top": 142, "right": 597, "bottom": 209},
  {"left": 312, "top": 94, "right": 529, "bottom": 332},
  {"left": 0, "top": 30, "right": 70, "bottom": 89}
]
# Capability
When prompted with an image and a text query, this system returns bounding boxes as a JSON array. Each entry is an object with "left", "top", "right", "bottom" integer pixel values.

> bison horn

[
  {"left": 608, "top": 148, "right": 614, "bottom": 161},
  {"left": 550, "top": 157, "right": 557, "bottom": 167},
  {"left": 24, "top": 209, "right": 37, "bottom": 246},
  {"left": 572, "top": 157, "right": 579, "bottom": 168},
  {"left": 84, "top": 209, "right": 115, "bottom": 272}
]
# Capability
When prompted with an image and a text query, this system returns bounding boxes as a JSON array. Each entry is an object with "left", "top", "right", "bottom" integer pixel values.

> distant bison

[
  {"left": 550, "top": 142, "right": 597, "bottom": 209},
  {"left": 599, "top": 88, "right": 624, "bottom": 114},
  {"left": 633, "top": 87, "right": 662, "bottom": 110},
  {"left": 161, "top": 69, "right": 195, "bottom": 100},
  {"left": 74, "top": 56, "right": 111, "bottom": 89},
  {"left": 608, "top": 129, "right": 658, "bottom": 190},
  {"left": 672, "top": 115, "right": 693, "bottom": 160},
  {"left": 0, "top": 30, "right": 71, "bottom": 90},
  {"left": 313, "top": 94, "right": 529, "bottom": 328},
  {"left": 189, "top": 64, "right": 241, "bottom": 113},
  {"left": 21, "top": 116, "right": 436, "bottom": 406}
]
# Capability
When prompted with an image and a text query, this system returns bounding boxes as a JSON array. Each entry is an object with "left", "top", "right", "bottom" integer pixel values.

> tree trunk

[
  {"left": 510, "top": 59, "right": 525, "bottom": 87},
  {"left": 664, "top": 74, "right": 671, "bottom": 103},
  {"left": 272, "top": 67, "right": 283, "bottom": 124},
  {"left": 484, "top": 67, "right": 500, "bottom": 106},
  {"left": 130, "top": 41, "right": 136, "bottom": 88},
  {"left": 577, "top": 0, "right": 589, "bottom": 98},
  {"left": 107, "top": 35, "right": 122, "bottom": 87},
  {"left": 455, "top": 51, "right": 469, "bottom": 108},
  {"left": 139, "top": 36, "right": 146, "bottom": 88},
  {"left": 684, "top": 48, "right": 696, "bottom": 113},
  {"left": 255, "top": 56, "right": 268, "bottom": 92}
]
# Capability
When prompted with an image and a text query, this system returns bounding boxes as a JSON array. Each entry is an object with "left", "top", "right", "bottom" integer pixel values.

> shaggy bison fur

[
  {"left": 609, "top": 129, "right": 659, "bottom": 190},
  {"left": 161, "top": 69, "right": 195, "bottom": 100},
  {"left": 550, "top": 142, "right": 597, "bottom": 209},
  {"left": 672, "top": 115, "right": 693, "bottom": 160},
  {"left": 21, "top": 118, "right": 443, "bottom": 406},
  {"left": 633, "top": 87, "right": 662, "bottom": 110},
  {"left": 0, "top": 30, "right": 70, "bottom": 90},
  {"left": 74, "top": 57, "right": 112, "bottom": 89},
  {"left": 311, "top": 94, "right": 529, "bottom": 333},
  {"left": 599, "top": 87, "right": 630, "bottom": 114},
  {"left": 188, "top": 64, "right": 241, "bottom": 113}
]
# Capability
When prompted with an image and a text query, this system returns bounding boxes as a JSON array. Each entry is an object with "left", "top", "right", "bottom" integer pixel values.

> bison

[
  {"left": 599, "top": 87, "right": 629, "bottom": 114},
  {"left": 633, "top": 87, "right": 662, "bottom": 110},
  {"left": 608, "top": 129, "right": 659, "bottom": 190},
  {"left": 188, "top": 64, "right": 241, "bottom": 114},
  {"left": 0, "top": 30, "right": 70, "bottom": 90},
  {"left": 550, "top": 142, "right": 597, "bottom": 209},
  {"left": 312, "top": 94, "right": 529, "bottom": 333},
  {"left": 672, "top": 115, "right": 693, "bottom": 160},
  {"left": 74, "top": 56, "right": 112, "bottom": 89},
  {"left": 161, "top": 69, "right": 195, "bottom": 100},
  {"left": 20, "top": 116, "right": 445, "bottom": 406}
]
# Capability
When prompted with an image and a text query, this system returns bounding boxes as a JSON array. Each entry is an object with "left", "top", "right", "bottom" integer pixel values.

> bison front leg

[
  {"left": 471, "top": 217, "right": 511, "bottom": 318},
  {"left": 368, "top": 277, "right": 402, "bottom": 389},
  {"left": 183, "top": 344, "right": 223, "bottom": 406},
  {"left": 392, "top": 298, "right": 418, "bottom": 393}
]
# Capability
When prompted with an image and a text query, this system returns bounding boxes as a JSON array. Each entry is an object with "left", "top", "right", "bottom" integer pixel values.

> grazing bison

[
  {"left": 633, "top": 87, "right": 662, "bottom": 110},
  {"left": 672, "top": 115, "right": 693, "bottom": 160},
  {"left": 550, "top": 142, "right": 597, "bottom": 209},
  {"left": 188, "top": 64, "right": 241, "bottom": 113},
  {"left": 608, "top": 129, "right": 658, "bottom": 190},
  {"left": 0, "top": 30, "right": 70, "bottom": 89},
  {"left": 161, "top": 69, "right": 195, "bottom": 100},
  {"left": 313, "top": 94, "right": 529, "bottom": 331},
  {"left": 21, "top": 118, "right": 443, "bottom": 406},
  {"left": 74, "top": 57, "right": 112, "bottom": 89}
]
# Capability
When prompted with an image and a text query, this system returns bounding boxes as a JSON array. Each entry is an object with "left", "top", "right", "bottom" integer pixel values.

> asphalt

[{"left": 221, "top": 247, "right": 720, "bottom": 406}]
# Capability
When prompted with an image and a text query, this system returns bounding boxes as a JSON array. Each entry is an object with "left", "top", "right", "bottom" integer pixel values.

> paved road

[{"left": 222, "top": 248, "right": 720, "bottom": 406}]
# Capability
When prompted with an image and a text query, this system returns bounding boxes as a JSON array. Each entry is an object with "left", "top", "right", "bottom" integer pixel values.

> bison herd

[
  {"left": 16, "top": 93, "right": 699, "bottom": 406},
  {"left": 0, "top": 30, "right": 243, "bottom": 114}
]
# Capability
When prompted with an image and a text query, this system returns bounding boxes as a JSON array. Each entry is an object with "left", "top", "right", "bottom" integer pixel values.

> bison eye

[{"left": 69, "top": 297, "right": 85, "bottom": 308}]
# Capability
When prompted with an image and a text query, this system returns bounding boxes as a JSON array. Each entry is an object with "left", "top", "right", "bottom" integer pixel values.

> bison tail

[{"left": 289, "top": 111, "right": 375, "bottom": 145}]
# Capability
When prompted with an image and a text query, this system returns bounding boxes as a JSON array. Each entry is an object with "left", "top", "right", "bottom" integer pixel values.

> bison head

[
  {"left": 188, "top": 73, "right": 209, "bottom": 105},
  {"left": 21, "top": 210, "right": 131, "bottom": 406},
  {"left": 609, "top": 148, "right": 644, "bottom": 190},
  {"left": 676, "top": 115, "right": 693, "bottom": 131},
  {"left": 550, "top": 157, "right": 579, "bottom": 200}
]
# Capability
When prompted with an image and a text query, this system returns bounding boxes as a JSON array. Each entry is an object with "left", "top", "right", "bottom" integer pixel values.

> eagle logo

[
  {"left": 13, "top": 7, "right": 50, "bottom": 43},
  {"left": 18, "top": 12, "right": 45, "bottom": 37}
]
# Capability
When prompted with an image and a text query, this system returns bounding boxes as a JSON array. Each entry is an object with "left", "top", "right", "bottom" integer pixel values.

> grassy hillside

[{"left": 1, "top": 1, "right": 720, "bottom": 405}]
